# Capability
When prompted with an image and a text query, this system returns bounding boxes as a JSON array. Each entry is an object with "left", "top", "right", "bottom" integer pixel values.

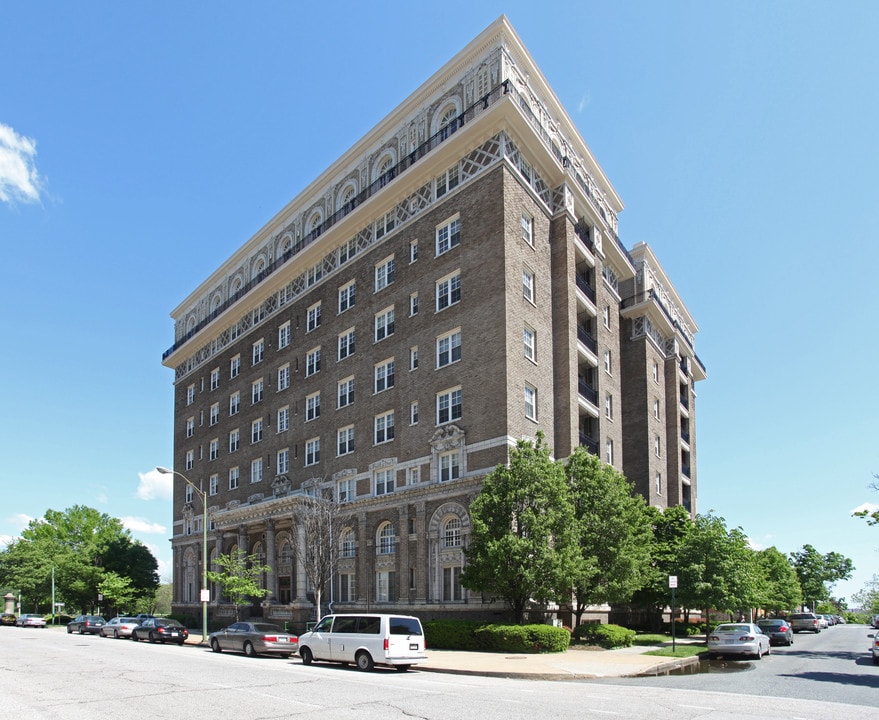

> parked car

[
  {"left": 872, "top": 614, "right": 879, "bottom": 629},
  {"left": 1, "top": 613, "right": 16, "bottom": 626},
  {"left": 788, "top": 612, "right": 821, "bottom": 633},
  {"left": 707, "top": 623, "right": 771, "bottom": 660},
  {"left": 871, "top": 632, "right": 879, "bottom": 665},
  {"left": 67, "top": 615, "right": 106, "bottom": 635},
  {"left": 756, "top": 618, "right": 793, "bottom": 646},
  {"left": 209, "top": 622, "right": 298, "bottom": 658},
  {"left": 816, "top": 615, "right": 828, "bottom": 629},
  {"left": 100, "top": 616, "right": 140, "bottom": 639},
  {"left": 297, "top": 613, "right": 427, "bottom": 671},
  {"left": 131, "top": 617, "right": 189, "bottom": 645},
  {"left": 16, "top": 614, "right": 47, "bottom": 628}
]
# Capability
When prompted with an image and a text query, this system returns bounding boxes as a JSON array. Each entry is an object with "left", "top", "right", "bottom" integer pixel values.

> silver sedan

[
  {"left": 707, "top": 623, "right": 771, "bottom": 660},
  {"left": 209, "top": 622, "right": 298, "bottom": 658},
  {"left": 100, "top": 616, "right": 140, "bottom": 639}
]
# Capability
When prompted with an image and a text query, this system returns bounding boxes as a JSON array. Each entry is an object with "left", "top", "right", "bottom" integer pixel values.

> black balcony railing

[
  {"left": 681, "top": 430, "right": 690, "bottom": 443},
  {"left": 578, "top": 379, "right": 598, "bottom": 405},
  {"left": 682, "top": 464, "right": 691, "bottom": 478},
  {"left": 578, "top": 433, "right": 598, "bottom": 455},
  {"left": 577, "top": 326, "right": 597, "bottom": 353},
  {"left": 575, "top": 274, "right": 596, "bottom": 302},
  {"left": 680, "top": 394, "right": 689, "bottom": 410}
]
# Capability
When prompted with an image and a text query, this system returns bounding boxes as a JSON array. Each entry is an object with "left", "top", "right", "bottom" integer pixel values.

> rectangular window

[
  {"left": 436, "top": 164, "right": 459, "bottom": 198},
  {"left": 208, "top": 439, "right": 219, "bottom": 461},
  {"left": 306, "top": 302, "right": 321, "bottom": 332},
  {"left": 337, "top": 426, "right": 355, "bottom": 456},
  {"left": 375, "top": 211, "right": 395, "bottom": 240},
  {"left": 277, "top": 406, "right": 289, "bottom": 432},
  {"left": 186, "top": 384, "right": 195, "bottom": 405},
  {"left": 185, "top": 417, "right": 195, "bottom": 438},
  {"left": 439, "top": 451, "right": 460, "bottom": 482},
  {"left": 230, "top": 355, "right": 240, "bottom": 379},
  {"left": 338, "top": 478, "right": 355, "bottom": 505},
  {"left": 376, "top": 570, "right": 397, "bottom": 602},
  {"left": 653, "top": 398, "right": 660, "bottom": 419},
  {"left": 252, "top": 378, "right": 264, "bottom": 404},
  {"left": 338, "top": 573, "right": 356, "bottom": 602},
  {"left": 524, "top": 326, "right": 536, "bottom": 362},
  {"left": 185, "top": 485, "right": 193, "bottom": 504},
  {"left": 604, "top": 350, "right": 612, "bottom": 374},
  {"left": 521, "top": 212, "right": 533, "bottom": 245},
  {"left": 337, "top": 377, "right": 354, "bottom": 408},
  {"left": 605, "top": 393, "right": 613, "bottom": 420},
  {"left": 338, "top": 281, "right": 355, "bottom": 313},
  {"left": 437, "top": 329, "right": 461, "bottom": 367},
  {"left": 229, "top": 466, "right": 239, "bottom": 490},
  {"left": 338, "top": 238, "right": 357, "bottom": 264},
  {"left": 209, "top": 403, "right": 219, "bottom": 426},
  {"left": 436, "top": 216, "right": 461, "bottom": 255},
  {"left": 523, "top": 268, "right": 535, "bottom": 303},
  {"left": 437, "top": 387, "right": 462, "bottom": 425},
  {"left": 654, "top": 434, "right": 661, "bottom": 457},
  {"left": 185, "top": 449, "right": 194, "bottom": 470},
  {"left": 652, "top": 361, "right": 659, "bottom": 382},
  {"left": 375, "top": 255, "right": 395, "bottom": 291},
  {"left": 605, "top": 438, "right": 614, "bottom": 465},
  {"left": 277, "top": 449, "right": 289, "bottom": 474},
  {"left": 338, "top": 329, "right": 355, "bottom": 360},
  {"left": 655, "top": 472, "right": 662, "bottom": 495},
  {"left": 524, "top": 384, "right": 537, "bottom": 421},
  {"left": 603, "top": 305, "right": 611, "bottom": 329},
  {"left": 278, "top": 364, "right": 290, "bottom": 391},
  {"left": 410, "top": 346, "right": 419, "bottom": 370},
  {"left": 228, "top": 429, "right": 240, "bottom": 453},
  {"left": 252, "top": 339, "right": 264, "bottom": 365},
  {"left": 374, "top": 358, "right": 395, "bottom": 393},
  {"left": 410, "top": 292, "right": 419, "bottom": 316},
  {"left": 305, "top": 438, "right": 320, "bottom": 466},
  {"left": 306, "top": 347, "right": 321, "bottom": 377},
  {"left": 374, "top": 307, "right": 395, "bottom": 342},
  {"left": 410, "top": 401, "right": 419, "bottom": 425},
  {"left": 375, "top": 411, "right": 395, "bottom": 444},
  {"left": 278, "top": 322, "right": 291, "bottom": 349},
  {"left": 251, "top": 419, "right": 263, "bottom": 444},
  {"left": 375, "top": 468, "right": 396, "bottom": 496},
  {"left": 251, "top": 458, "right": 263, "bottom": 483},
  {"left": 210, "top": 368, "right": 220, "bottom": 391},
  {"left": 442, "top": 567, "right": 463, "bottom": 602},
  {"left": 305, "top": 392, "right": 321, "bottom": 422},
  {"left": 409, "top": 239, "right": 418, "bottom": 263},
  {"left": 436, "top": 271, "right": 461, "bottom": 311},
  {"left": 408, "top": 466, "right": 420, "bottom": 485},
  {"left": 229, "top": 391, "right": 240, "bottom": 416}
]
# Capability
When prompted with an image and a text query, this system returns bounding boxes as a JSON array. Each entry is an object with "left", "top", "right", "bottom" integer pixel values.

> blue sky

[{"left": 2, "top": 1, "right": 877, "bottom": 603}]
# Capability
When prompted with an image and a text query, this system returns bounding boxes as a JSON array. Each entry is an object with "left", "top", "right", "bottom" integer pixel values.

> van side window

[
  {"left": 314, "top": 616, "right": 334, "bottom": 633},
  {"left": 333, "top": 617, "right": 357, "bottom": 633},
  {"left": 358, "top": 616, "right": 381, "bottom": 634},
  {"left": 390, "top": 617, "right": 423, "bottom": 635}
]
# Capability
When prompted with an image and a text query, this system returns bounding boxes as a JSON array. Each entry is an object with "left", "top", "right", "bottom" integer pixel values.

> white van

[{"left": 297, "top": 613, "right": 427, "bottom": 672}]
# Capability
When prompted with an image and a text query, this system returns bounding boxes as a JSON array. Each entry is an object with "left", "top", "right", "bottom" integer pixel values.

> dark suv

[
  {"left": 67, "top": 615, "right": 106, "bottom": 634},
  {"left": 789, "top": 612, "right": 821, "bottom": 633}
]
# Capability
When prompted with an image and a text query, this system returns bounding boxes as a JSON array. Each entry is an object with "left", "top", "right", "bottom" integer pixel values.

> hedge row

[
  {"left": 423, "top": 620, "right": 570, "bottom": 653},
  {"left": 572, "top": 622, "right": 636, "bottom": 648}
]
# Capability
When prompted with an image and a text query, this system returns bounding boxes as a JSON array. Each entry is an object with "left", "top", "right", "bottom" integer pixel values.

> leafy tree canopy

[
  {"left": 206, "top": 549, "right": 271, "bottom": 621},
  {"left": 790, "top": 543, "right": 854, "bottom": 606}
]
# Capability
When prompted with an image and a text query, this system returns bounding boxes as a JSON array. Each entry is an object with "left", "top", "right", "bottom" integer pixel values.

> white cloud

[
  {"left": 136, "top": 468, "right": 173, "bottom": 501},
  {"left": 852, "top": 502, "right": 879, "bottom": 515},
  {"left": 0, "top": 123, "right": 44, "bottom": 205},
  {"left": 0, "top": 534, "right": 13, "bottom": 549},
  {"left": 121, "top": 516, "right": 166, "bottom": 535},
  {"left": 7, "top": 512, "right": 34, "bottom": 528}
]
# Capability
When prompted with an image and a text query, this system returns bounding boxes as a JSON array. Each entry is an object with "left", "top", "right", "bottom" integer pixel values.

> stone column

[{"left": 265, "top": 519, "right": 277, "bottom": 601}]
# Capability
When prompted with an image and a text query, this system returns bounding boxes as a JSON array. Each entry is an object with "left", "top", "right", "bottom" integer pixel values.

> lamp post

[{"left": 158, "top": 466, "right": 208, "bottom": 644}]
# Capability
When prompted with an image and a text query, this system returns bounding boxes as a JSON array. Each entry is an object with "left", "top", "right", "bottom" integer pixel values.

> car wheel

[
  {"left": 873, "top": 655, "right": 879, "bottom": 666},
  {"left": 753, "top": 649, "right": 762, "bottom": 660},
  {"left": 765, "top": 644, "right": 771, "bottom": 656},
  {"left": 300, "top": 647, "right": 313, "bottom": 665},
  {"left": 210, "top": 638, "right": 222, "bottom": 653},
  {"left": 148, "top": 632, "right": 156, "bottom": 643},
  {"left": 79, "top": 626, "right": 86, "bottom": 635},
  {"left": 243, "top": 641, "right": 257, "bottom": 658},
  {"left": 281, "top": 654, "right": 291, "bottom": 659},
  {"left": 113, "top": 630, "right": 119, "bottom": 639},
  {"left": 67, "top": 626, "right": 73, "bottom": 634},
  {"left": 395, "top": 664, "right": 411, "bottom": 672},
  {"left": 355, "top": 650, "right": 374, "bottom": 672},
  {"left": 176, "top": 640, "right": 184, "bottom": 645},
  {"left": 131, "top": 633, "right": 139, "bottom": 641}
]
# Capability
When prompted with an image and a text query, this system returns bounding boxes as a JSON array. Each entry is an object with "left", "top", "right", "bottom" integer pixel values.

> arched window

[
  {"left": 377, "top": 522, "right": 395, "bottom": 555},
  {"left": 443, "top": 517, "right": 462, "bottom": 548},
  {"left": 438, "top": 105, "right": 459, "bottom": 140},
  {"left": 308, "top": 212, "right": 322, "bottom": 233}
]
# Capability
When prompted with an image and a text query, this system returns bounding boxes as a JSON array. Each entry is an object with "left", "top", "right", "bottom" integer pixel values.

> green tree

[
  {"left": 851, "top": 574, "right": 879, "bottom": 615},
  {"left": 789, "top": 544, "right": 854, "bottom": 608},
  {"left": 754, "top": 547, "right": 801, "bottom": 614},
  {"left": 153, "top": 583, "right": 173, "bottom": 616},
  {"left": 206, "top": 549, "right": 271, "bottom": 621},
  {"left": 564, "top": 447, "right": 651, "bottom": 627},
  {"left": 98, "top": 572, "right": 137, "bottom": 616},
  {"left": 461, "top": 432, "right": 578, "bottom": 624},
  {"left": 852, "top": 475, "right": 879, "bottom": 525}
]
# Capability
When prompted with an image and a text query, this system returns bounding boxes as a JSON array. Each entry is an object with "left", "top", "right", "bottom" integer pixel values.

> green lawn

[{"left": 643, "top": 644, "right": 706, "bottom": 658}]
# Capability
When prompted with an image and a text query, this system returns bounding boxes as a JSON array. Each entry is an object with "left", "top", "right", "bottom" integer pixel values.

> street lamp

[{"left": 157, "top": 466, "right": 208, "bottom": 644}]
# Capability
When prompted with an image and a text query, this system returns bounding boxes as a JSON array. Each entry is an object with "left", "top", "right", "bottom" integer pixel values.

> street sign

[{"left": 668, "top": 575, "right": 678, "bottom": 588}]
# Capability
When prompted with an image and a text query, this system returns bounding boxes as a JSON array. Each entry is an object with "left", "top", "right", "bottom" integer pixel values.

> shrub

[
  {"left": 573, "top": 622, "right": 636, "bottom": 648},
  {"left": 423, "top": 620, "right": 569, "bottom": 652},
  {"left": 423, "top": 620, "right": 488, "bottom": 650}
]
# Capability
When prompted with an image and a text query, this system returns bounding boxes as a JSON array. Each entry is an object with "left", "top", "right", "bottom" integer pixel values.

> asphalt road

[{"left": 2, "top": 624, "right": 878, "bottom": 720}]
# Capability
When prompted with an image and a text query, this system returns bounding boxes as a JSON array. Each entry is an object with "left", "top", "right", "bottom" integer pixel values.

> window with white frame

[
  {"left": 437, "top": 329, "right": 461, "bottom": 367},
  {"left": 278, "top": 321, "right": 291, "bottom": 349},
  {"left": 374, "top": 358, "right": 395, "bottom": 393},
  {"left": 655, "top": 472, "right": 662, "bottom": 495},
  {"left": 209, "top": 403, "right": 219, "bottom": 426},
  {"left": 654, "top": 434, "right": 661, "bottom": 457},
  {"left": 252, "top": 339, "right": 264, "bottom": 365},
  {"left": 407, "top": 466, "right": 420, "bottom": 485},
  {"left": 251, "top": 458, "right": 263, "bottom": 483},
  {"left": 252, "top": 378, "right": 264, "bottom": 404},
  {"left": 278, "top": 364, "right": 290, "bottom": 391},
  {"left": 339, "top": 573, "right": 356, "bottom": 602},
  {"left": 605, "top": 438, "right": 614, "bottom": 465},
  {"left": 229, "top": 466, "right": 239, "bottom": 490},
  {"left": 277, "top": 406, "right": 289, "bottom": 432},
  {"left": 376, "top": 570, "right": 396, "bottom": 602},
  {"left": 439, "top": 451, "right": 460, "bottom": 482},
  {"left": 305, "top": 437, "right": 320, "bottom": 466},
  {"left": 229, "top": 391, "right": 240, "bottom": 416},
  {"left": 305, "top": 392, "right": 320, "bottom": 422},
  {"left": 375, "top": 255, "right": 395, "bottom": 291},
  {"left": 338, "top": 329, "right": 355, "bottom": 360},
  {"left": 209, "top": 438, "right": 219, "bottom": 461},
  {"left": 653, "top": 398, "right": 660, "bottom": 419},
  {"left": 443, "top": 567, "right": 463, "bottom": 602},
  {"left": 603, "top": 305, "right": 611, "bottom": 329},
  {"left": 521, "top": 212, "right": 533, "bottom": 245},
  {"left": 230, "top": 355, "right": 240, "bottom": 379},
  {"left": 524, "top": 384, "right": 537, "bottom": 421},
  {"left": 604, "top": 349, "right": 612, "bottom": 374},
  {"left": 652, "top": 361, "right": 659, "bottom": 382},
  {"left": 306, "top": 302, "right": 321, "bottom": 332},
  {"left": 436, "top": 216, "right": 461, "bottom": 255},
  {"left": 410, "top": 346, "right": 419, "bottom": 370},
  {"left": 306, "top": 347, "right": 321, "bottom": 377},
  {"left": 374, "top": 307, "right": 395, "bottom": 342},
  {"left": 338, "top": 476, "right": 355, "bottom": 504},
  {"left": 410, "top": 401, "right": 419, "bottom": 425},
  {"left": 337, "top": 376, "right": 354, "bottom": 408},
  {"left": 229, "top": 428, "right": 240, "bottom": 453},
  {"left": 337, "top": 426, "right": 354, "bottom": 456},
  {"left": 185, "top": 484, "right": 193, "bottom": 504},
  {"left": 186, "top": 417, "right": 195, "bottom": 437},
  {"left": 409, "top": 239, "right": 418, "bottom": 263},
  {"left": 605, "top": 393, "right": 613, "bottom": 420},
  {"left": 375, "top": 210, "right": 395, "bottom": 240},
  {"left": 185, "top": 449, "right": 194, "bottom": 470},
  {"left": 186, "top": 384, "right": 195, "bottom": 405},
  {"left": 410, "top": 292, "right": 419, "bottom": 316},
  {"left": 435, "top": 164, "right": 459, "bottom": 198},
  {"left": 375, "top": 468, "right": 395, "bottom": 496},
  {"left": 443, "top": 517, "right": 462, "bottom": 547},
  {"left": 210, "top": 368, "right": 220, "bottom": 391},
  {"left": 339, "top": 527, "right": 355, "bottom": 555},
  {"left": 374, "top": 410, "right": 395, "bottom": 444},
  {"left": 338, "top": 281, "right": 355, "bottom": 313},
  {"left": 436, "top": 270, "right": 461, "bottom": 311},
  {"left": 377, "top": 522, "right": 395, "bottom": 553},
  {"left": 524, "top": 326, "right": 536, "bottom": 362},
  {"left": 277, "top": 448, "right": 289, "bottom": 474},
  {"left": 338, "top": 237, "right": 357, "bottom": 264},
  {"left": 251, "top": 419, "right": 263, "bottom": 444},
  {"left": 437, "top": 387, "right": 462, "bottom": 425},
  {"left": 523, "top": 268, "right": 535, "bottom": 303}
]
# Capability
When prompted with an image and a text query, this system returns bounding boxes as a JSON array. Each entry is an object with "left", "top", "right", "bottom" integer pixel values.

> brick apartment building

[{"left": 161, "top": 16, "right": 705, "bottom": 627}]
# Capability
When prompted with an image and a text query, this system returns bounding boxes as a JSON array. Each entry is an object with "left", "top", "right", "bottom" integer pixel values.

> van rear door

[{"left": 386, "top": 616, "right": 425, "bottom": 662}]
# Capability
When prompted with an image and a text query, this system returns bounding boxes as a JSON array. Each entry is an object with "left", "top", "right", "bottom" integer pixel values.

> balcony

[
  {"left": 578, "top": 379, "right": 598, "bottom": 405},
  {"left": 681, "top": 429, "right": 690, "bottom": 444},
  {"left": 682, "top": 464, "right": 691, "bottom": 478},
  {"left": 575, "top": 273, "right": 596, "bottom": 303},
  {"left": 578, "top": 433, "right": 598, "bottom": 455},
  {"left": 577, "top": 326, "right": 597, "bottom": 353}
]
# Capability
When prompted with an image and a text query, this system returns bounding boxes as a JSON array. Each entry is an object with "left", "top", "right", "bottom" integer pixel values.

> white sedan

[
  {"left": 16, "top": 614, "right": 47, "bottom": 628},
  {"left": 707, "top": 623, "right": 770, "bottom": 660}
]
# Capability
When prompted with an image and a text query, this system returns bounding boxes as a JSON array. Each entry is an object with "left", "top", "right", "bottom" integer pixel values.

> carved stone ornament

[
  {"left": 247, "top": 493, "right": 265, "bottom": 504},
  {"left": 272, "top": 474, "right": 292, "bottom": 496},
  {"left": 430, "top": 424, "right": 464, "bottom": 452}
]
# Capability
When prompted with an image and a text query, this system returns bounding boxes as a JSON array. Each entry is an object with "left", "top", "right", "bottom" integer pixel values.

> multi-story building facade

[{"left": 161, "top": 16, "right": 705, "bottom": 627}]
